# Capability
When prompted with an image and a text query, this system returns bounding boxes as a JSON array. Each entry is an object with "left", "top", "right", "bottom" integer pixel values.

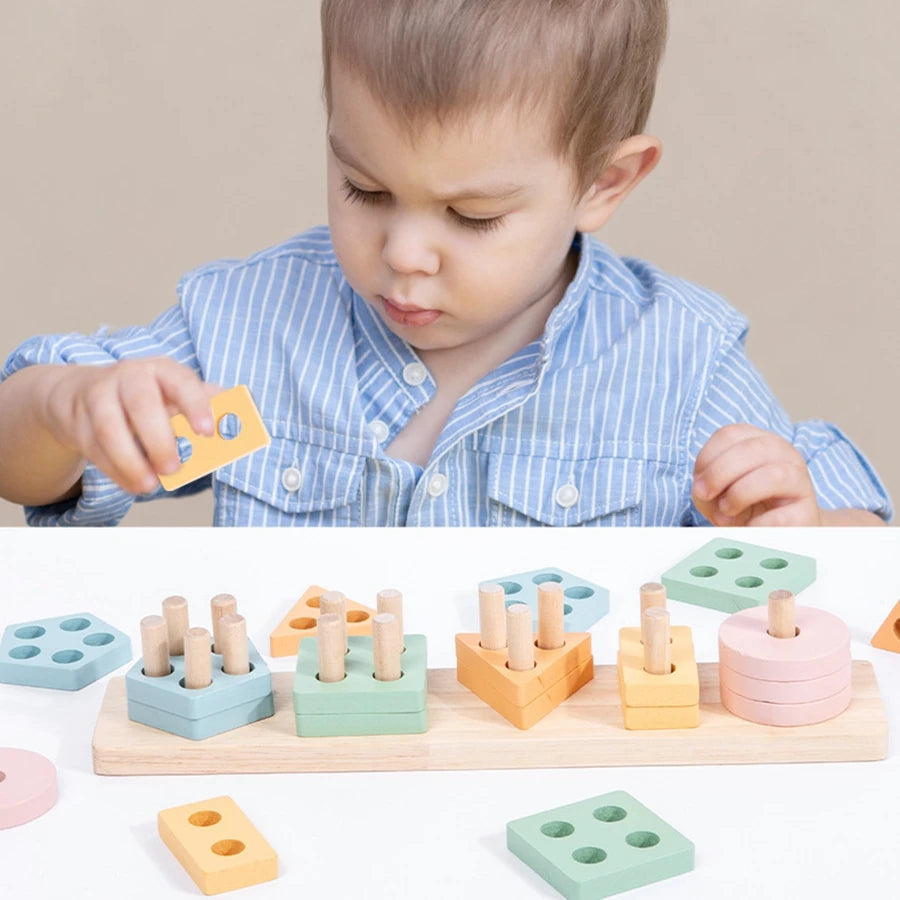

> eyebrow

[{"left": 328, "top": 134, "right": 526, "bottom": 203}]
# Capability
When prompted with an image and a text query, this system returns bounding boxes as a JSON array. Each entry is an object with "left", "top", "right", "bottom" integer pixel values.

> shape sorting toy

[
  {"left": 269, "top": 584, "right": 376, "bottom": 657},
  {"left": 160, "top": 384, "right": 270, "bottom": 491},
  {"left": 507, "top": 790, "right": 694, "bottom": 900},
  {"left": 660, "top": 538, "right": 816, "bottom": 612},
  {"left": 158, "top": 795, "right": 277, "bottom": 895},
  {"left": 0, "top": 748, "right": 58, "bottom": 830},
  {"left": 0, "top": 613, "right": 131, "bottom": 690},
  {"left": 481, "top": 567, "right": 610, "bottom": 632},
  {"left": 871, "top": 598, "right": 900, "bottom": 653}
]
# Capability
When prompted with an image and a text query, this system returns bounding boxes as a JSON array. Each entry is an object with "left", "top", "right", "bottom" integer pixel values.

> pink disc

[
  {"left": 719, "top": 660, "right": 852, "bottom": 704},
  {"left": 721, "top": 682, "right": 852, "bottom": 727},
  {"left": 718, "top": 605, "right": 850, "bottom": 681},
  {"left": 0, "top": 748, "right": 58, "bottom": 829}
]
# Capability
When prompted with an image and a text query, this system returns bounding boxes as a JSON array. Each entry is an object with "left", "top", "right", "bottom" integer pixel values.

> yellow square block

[
  {"left": 269, "top": 585, "right": 376, "bottom": 657},
  {"left": 158, "top": 795, "right": 277, "bottom": 895},
  {"left": 617, "top": 626, "right": 699, "bottom": 707},
  {"left": 616, "top": 664, "right": 698, "bottom": 730}
]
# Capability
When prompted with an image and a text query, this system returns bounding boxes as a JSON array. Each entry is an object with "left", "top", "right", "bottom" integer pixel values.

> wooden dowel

[
  {"left": 506, "top": 603, "right": 535, "bottom": 672},
  {"left": 184, "top": 627, "right": 212, "bottom": 689},
  {"left": 161, "top": 595, "right": 189, "bottom": 656},
  {"left": 140, "top": 615, "right": 170, "bottom": 677},
  {"left": 219, "top": 613, "right": 250, "bottom": 675},
  {"left": 210, "top": 593, "right": 237, "bottom": 653},
  {"left": 537, "top": 583, "right": 565, "bottom": 650},
  {"left": 642, "top": 607, "right": 671, "bottom": 675},
  {"left": 768, "top": 589, "right": 796, "bottom": 639},
  {"left": 640, "top": 582, "right": 667, "bottom": 615},
  {"left": 479, "top": 583, "right": 507, "bottom": 650},
  {"left": 373, "top": 613, "right": 402, "bottom": 682},
  {"left": 320, "top": 590, "right": 347, "bottom": 654},
  {"left": 317, "top": 613, "right": 345, "bottom": 683},
  {"left": 376, "top": 588, "right": 404, "bottom": 650}
]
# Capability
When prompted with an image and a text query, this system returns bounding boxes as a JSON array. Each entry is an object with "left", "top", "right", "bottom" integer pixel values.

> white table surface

[{"left": 1, "top": 526, "right": 899, "bottom": 899}]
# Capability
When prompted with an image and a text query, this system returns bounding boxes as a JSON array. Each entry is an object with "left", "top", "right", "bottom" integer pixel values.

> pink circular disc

[
  {"left": 719, "top": 660, "right": 852, "bottom": 704},
  {"left": 0, "top": 748, "right": 58, "bottom": 829},
  {"left": 721, "top": 682, "right": 852, "bottom": 727},
  {"left": 718, "top": 605, "right": 850, "bottom": 681}
]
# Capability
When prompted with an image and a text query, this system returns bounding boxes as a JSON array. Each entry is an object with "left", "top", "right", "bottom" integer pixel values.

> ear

[{"left": 575, "top": 135, "right": 662, "bottom": 232}]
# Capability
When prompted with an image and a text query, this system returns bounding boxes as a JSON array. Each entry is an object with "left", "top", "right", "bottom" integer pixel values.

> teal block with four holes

[
  {"left": 660, "top": 537, "right": 816, "bottom": 613},
  {"left": 0, "top": 613, "right": 132, "bottom": 690},
  {"left": 482, "top": 567, "right": 610, "bottom": 632},
  {"left": 507, "top": 790, "right": 694, "bottom": 900}
]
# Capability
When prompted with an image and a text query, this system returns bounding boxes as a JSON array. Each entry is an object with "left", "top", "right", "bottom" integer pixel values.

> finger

[
  {"left": 155, "top": 363, "right": 217, "bottom": 437},
  {"left": 715, "top": 461, "right": 811, "bottom": 518},
  {"left": 693, "top": 434, "right": 785, "bottom": 503},
  {"left": 693, "top": 423, "right": 766, "bottom": 476},
  {"left": 743, "top": 503, "right": 821, "bottom": 527},
  {"left": 84, "top": 440, "right": 158, "bottom": 496},
  {"left": 118, "top": 371, "right": 183, "bottom": 477}
]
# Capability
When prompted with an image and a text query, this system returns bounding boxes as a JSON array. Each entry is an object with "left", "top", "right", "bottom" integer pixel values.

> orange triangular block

[
  {"left": 269, "top": 585, "right": 377, "bottom": 657},
  {"left": 871, "top": 599, "right": 900, "bottom": 653}
]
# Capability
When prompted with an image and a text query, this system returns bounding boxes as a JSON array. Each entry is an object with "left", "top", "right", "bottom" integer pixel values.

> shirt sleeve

[
  {"left": 0, "top": 304, "right": 211, "bottom": 526},
  {"left": 685, "top": 334, "right": 893, "bottom": 524}
]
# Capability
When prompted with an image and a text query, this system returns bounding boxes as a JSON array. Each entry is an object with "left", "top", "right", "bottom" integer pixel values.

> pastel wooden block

[
  {"left": 616, "top": 626, "right": 699, "bottom": 708},
  {"left": 718, "top": 605, "right": 850, "bottom": 681},
  {"left": 159, "top": 385, "right": 270, "bottom": 491},
  {"left": 455, "top": 632, "right": 593, "bottom": 708},
  {"left": 719, "top": 660, "right": 852, "bottom": 705},
  {"left": 269, "top": 585, "right": 376, "bottom": 657},
  {"left": 507, "top": 790, "right": 694, "bottom": 900},
  {"left": 0, "top": 748, "right": 57, "bottom": 830},
  {"left": 158, "top": 795, "right": 277, "bottom": 895},
  {"left": 457, "top": 655, "right": 595, "bottom": 730},
  {"left": 0, "top": 613, "right": 131, "bottom": 690},
  {"left": 619, "top": 701, "right": 700, "bottom": 731},
  {"left": 295, "top": 708, "right": 429, "bottom": 737},
  {"left": 481, "top": 567, "right": 610, "bottom": 632},
  {"left": 720, "top": 682, "right": 852, "bottom": 727},
  {"left": 660, "top": 538, "right": 816, "bottom": 612},
  {"left": 871, "top": 598, "right": 900, "bottom": 652}
]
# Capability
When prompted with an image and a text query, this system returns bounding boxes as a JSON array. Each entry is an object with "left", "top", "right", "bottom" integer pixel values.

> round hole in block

[
  {"left": 564, "top": 586, "right": 594, "bottom": 600},
  {"left": 189, "top": 810, "right": 222, "bottom": 827},
  {"left": 499, "top": 581, "right": 522, "bottom": 595},
  {"left": 593, "top": 806, "right": 627, "bottom": 823},
  {"left": 572, "top": 847, "right": 607, "bottom": 864},
  {"left": 217, "top": 413, "right": 242, "bottom": 441},
  {"left": 736, "top": 576, "right": 764, "bottom": 589},
  {"left": 220, "top": 662, "right": 255, "bottom": 676},
  {"left": 690, "top": 566, "right": 717, "bottom": 578},
  {"left": 175, "top": 436, "right": 193, "bottom": 464},
  {"left": 211, "top": 839, "right": 245, "bottom": 856},
  {"left": 504, "top": 661, "right": 538, "bottom": 671},
  {"left": 289, "top": 617, "right": 317, "bottom": 631},
  {"left": 52, "top": 649, "right": 83, "bottom": 664},
  {"left": 306, "top": 596, "right": 322, "bottom": 608},
  {"left": 540, "top": 820, "right": 574, "bottom": 838},
  {"left": 315, "top": 673, "right": 348, "bottom": 683},
  {"left": 894, "top": 618, "right": 900, "bottom": 641},
  {"left": 84, "top": 632, "right": 114, "bottom": 647},
  {"left": 59, "top": 617, "right": 91, "bottom": 632},
  {"left": 714, "top": 547, "right": 743, "bottom": 560},
  {"left": 10, "top": 645, "right": 40, "bottom": 660},
  {"left": 760, "top": 557, "right": 788, "bottom": 570},
  {"left": 141, "top": 665, "right": 174, "bottom": 677},
  {"left": 767, "top": 627, "right": 800, "bottom": 638},
  {"left": 626, "top": 831, "right": 660, "bottom": 849},
  {"left": 532, "top": 573, "right": 563, "bottom": 585},
  {"left": 346, "top": 610, "right": 369, "bottom": 624},
  {"left": 178, "top": 677, "right": 212, "bottom": 689},
  {"left": 14, "top": 625, "right": 45, "bottom": 640}
]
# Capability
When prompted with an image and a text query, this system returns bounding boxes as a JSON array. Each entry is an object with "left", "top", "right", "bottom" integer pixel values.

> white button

[
  {"left": 555, "top": 483, "right": 579, "bottom": 508},
  {"left": 371, "top": 420, "right": 389, "bottom": 443},
  {"left": 281, "top": 467, "right": 302, "bottom": 492},
  {"left": 427, "top": 473, "right": 448, "bottom": 498},
  {"left": 402, "top": 362, "right": 427, "bottom": 386}
]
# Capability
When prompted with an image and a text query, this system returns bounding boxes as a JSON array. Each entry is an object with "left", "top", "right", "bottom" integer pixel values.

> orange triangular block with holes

[
  {"left": 269, "top": 585, "right": 377, "bottom": 657},
  {"left": 871, "top": 599, "right": 900, "bottom": 653}
]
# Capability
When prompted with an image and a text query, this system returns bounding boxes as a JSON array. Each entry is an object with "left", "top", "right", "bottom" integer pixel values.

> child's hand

[
  {"left": 39, "top": 358, "right": 221, "bottom": 495},
  {"left": 692, "top": 424, "right": 822, "bottom": 526}
]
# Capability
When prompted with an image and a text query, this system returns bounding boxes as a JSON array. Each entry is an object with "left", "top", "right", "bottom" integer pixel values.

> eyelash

[{"left": 340, "top": 178, "right": 505, "bottom": 234}]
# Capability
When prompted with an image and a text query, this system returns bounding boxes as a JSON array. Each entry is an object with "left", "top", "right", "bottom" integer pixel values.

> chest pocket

[{"left": 486, "top": 454, "right": 643, "bottom": 526}]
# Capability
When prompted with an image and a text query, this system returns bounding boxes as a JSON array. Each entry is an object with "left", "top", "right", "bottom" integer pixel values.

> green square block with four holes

[
  {"left": 660, "top": 537, "right": 816, "bottom": 613},
  {"left": 507, "top": 790, "right": 694, "bottom": 900}
]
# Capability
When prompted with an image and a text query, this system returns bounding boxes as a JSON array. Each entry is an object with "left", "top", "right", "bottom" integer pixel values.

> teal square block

[
  {"left": 507, "top": 790, "right": 694, "bottom": 900},
  {"left": 482, "top": 567, "right": 610, "bottom": 632},
  {"left": 125, "top": 640, "right": 273, "bottom": 740},
  {"left": 660, "top": 538, "right": 816, "bottom": 612},
  {"left": 293, "top": 634, "right": 428, "bottom": 736},
  {"left": 0, "top": 613, "right": 132, "bottom": 690}
]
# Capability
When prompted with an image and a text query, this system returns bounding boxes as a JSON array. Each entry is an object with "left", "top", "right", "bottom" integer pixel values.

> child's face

[{"left": 327, "top": 63, "right": 593, "bottom": 354}]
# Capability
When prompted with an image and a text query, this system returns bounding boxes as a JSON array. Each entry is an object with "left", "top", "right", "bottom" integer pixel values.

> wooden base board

[{"left": 92, "top": 661, "right": 887, "bottom": 775}]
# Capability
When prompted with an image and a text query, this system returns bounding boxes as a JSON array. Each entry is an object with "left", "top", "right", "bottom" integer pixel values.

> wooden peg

[
  {"left": 320, "top": 590, "right": 347, "bottom": 654},
  {"left": 537, "top": 582, "right": 565, "bottom": 650},
  {"left": 640, "top": 582, "right": 667, "bottom": 614},
  {"left": 161, "top": 595, "right": 189, "bottom": 656},
  {"left": 317, "top": 613, "right": 345, "bottom": 683},
  {"left": 506, "top": 603, "right": 535, "bottom": 672},
  {"left": 184, "top": 627, "right": 212, "bottom": 689},
  {"left": 768, "top": 589, "right": 796, "bottom": 639},
  {"left": 210, "top": 593, "right": 237, "bottom": 653},
  {"left": 479, "top": 583, "right": 507, "bottom": 650},
  {"left": 219, "top": 613, "right": 250, "bottom": 675},
  {"left": 642, "top": 607, "right": 671, "bottom": 675},
  {"left": 376, "top": 588, "right": 404, "bottom": 649},
  {"left": 140, "top": 615, "right": 170, "bottom": 677},
  {"left": 373, "top": 613, "right": 402, "bottom": 682}
]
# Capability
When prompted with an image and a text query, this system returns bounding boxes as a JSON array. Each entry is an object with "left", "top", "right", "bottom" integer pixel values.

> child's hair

[{"left": 321, "top": 0, "right": 668, "bottom": 195}]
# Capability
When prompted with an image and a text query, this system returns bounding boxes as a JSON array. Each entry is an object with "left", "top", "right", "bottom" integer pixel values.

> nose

[{"left": 381, "top": 216, "right": 440, "bottom": 277}]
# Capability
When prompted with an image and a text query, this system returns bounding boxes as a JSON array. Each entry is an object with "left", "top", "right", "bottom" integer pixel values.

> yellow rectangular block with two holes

[{"left": 158, "top": 795, "right": 277, "bottom": 895}]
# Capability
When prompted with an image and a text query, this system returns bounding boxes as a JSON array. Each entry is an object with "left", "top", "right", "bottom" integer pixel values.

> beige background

[{"left": 1, "top": 1, "right": 896, "bottom": 526}]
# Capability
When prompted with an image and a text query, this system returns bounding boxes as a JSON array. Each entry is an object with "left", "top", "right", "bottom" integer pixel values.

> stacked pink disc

[{"left": 718, "top": 589, "right": 852, "bottom": 726}]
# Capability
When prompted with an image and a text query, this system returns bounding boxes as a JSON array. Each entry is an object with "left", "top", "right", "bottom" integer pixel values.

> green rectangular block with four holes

[
  {"left": 660, "top": 537, "right": 816, "bottom": 613},
  {"left": 506, "top": 790, "right": 694, "bottom": 899}
]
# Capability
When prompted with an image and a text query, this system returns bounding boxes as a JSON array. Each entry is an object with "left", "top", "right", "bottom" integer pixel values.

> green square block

[
  {"left": 507, "top": 790, "right": 694, "bottom": 900},
  {"left": 294, "top": 707, "right": 428, "bottom": 737},
  {"left": 293, "top": 634, "right": 427, "bottom": 716},
  {"left": 660, "top": 537, "right": 816, "bottom": 612}
]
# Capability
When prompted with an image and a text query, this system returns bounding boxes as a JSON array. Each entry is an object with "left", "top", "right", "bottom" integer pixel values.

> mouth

[{"left": 379, "top": 295, "right": 442, "bottom": 327}]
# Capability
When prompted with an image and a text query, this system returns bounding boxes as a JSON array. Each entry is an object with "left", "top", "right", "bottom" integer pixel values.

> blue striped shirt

[{"left": 2, "top": 227, "right": 892, "bottom": 526}]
